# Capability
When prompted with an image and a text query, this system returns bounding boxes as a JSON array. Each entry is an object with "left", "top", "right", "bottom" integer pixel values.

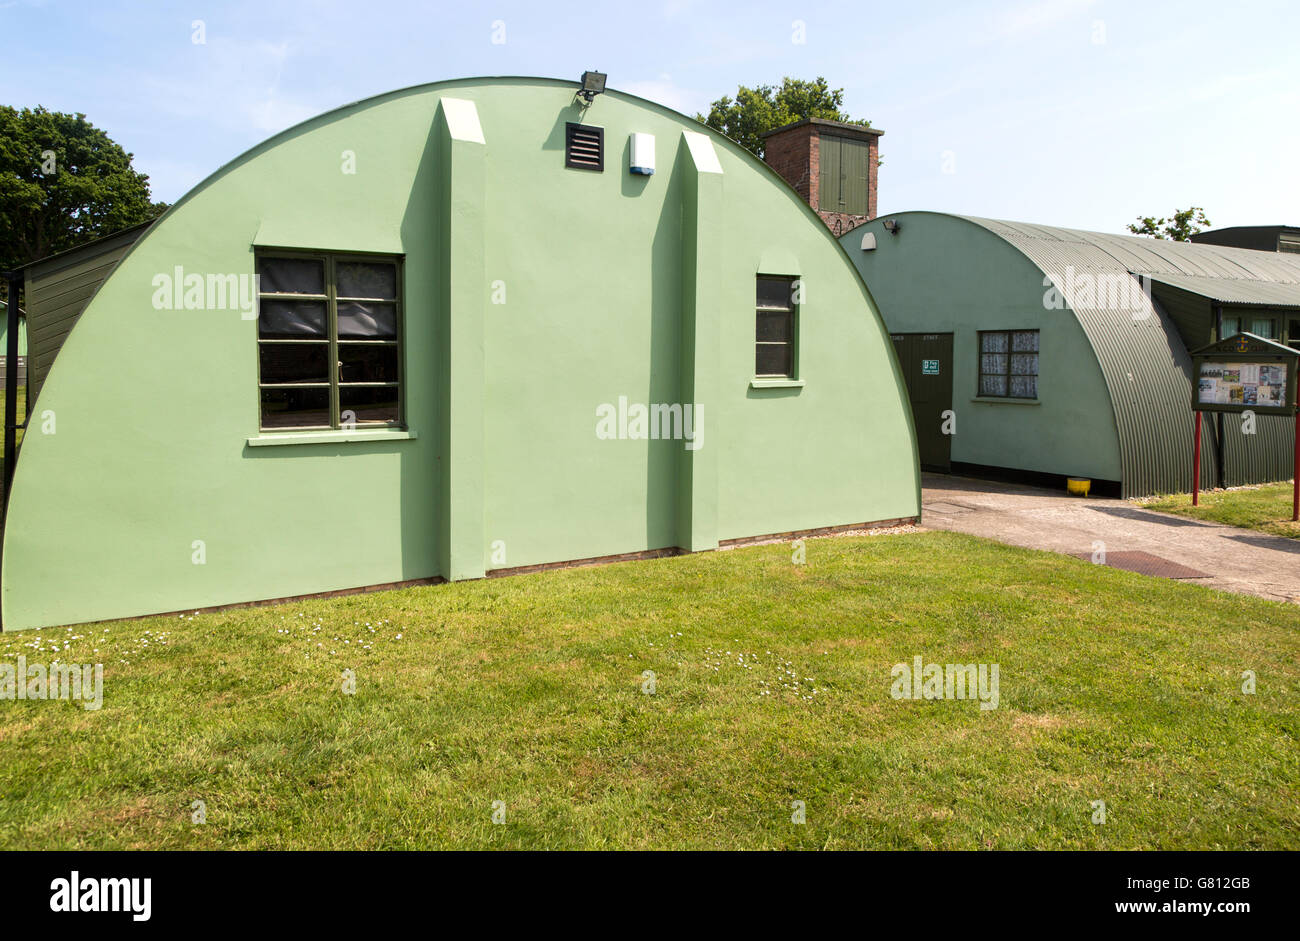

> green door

[
  {"left": 817, "top": 135, "right": 871, "bottom": 216},
  {"left": 890, "top": 332, "right": 953, "bottom": 471}
]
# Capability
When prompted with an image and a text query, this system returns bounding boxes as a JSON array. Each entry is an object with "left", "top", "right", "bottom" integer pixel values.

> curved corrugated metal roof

[
  {"left": 954, "top": 216, "right": 1298, "bottom": 496},
  {"left": 962, "top": 217, "right": 1300, "bottom": 282}
]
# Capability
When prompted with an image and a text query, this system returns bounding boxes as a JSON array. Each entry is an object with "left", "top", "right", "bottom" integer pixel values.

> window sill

[
  {"left": 970, "top": 397, "right": 1040, "bottom": 406},
  {"left": 750, "top": 378, "right": 805, "bottom": 389},
  {"left": 246, "top": 429, "right": 417, "bottom": 447}
]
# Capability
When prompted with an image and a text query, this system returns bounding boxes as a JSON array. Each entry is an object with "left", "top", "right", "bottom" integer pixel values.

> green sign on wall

[{"left": 921, "top": 359, "right": 939, "bottom": 376}]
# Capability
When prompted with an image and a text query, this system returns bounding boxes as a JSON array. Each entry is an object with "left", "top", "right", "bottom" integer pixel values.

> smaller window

[
  {"left": 1248, "top": 316, "right": 1277, "bottom": 339},
  {"left": 1220, "top": 315, "right": 1240, "bottom": 339},
  {"left": 978, "top": 329, "right": 1038, "bottom": 398},
  {"left": 565, "top": 122, "right": 604, "bottom": 171},
  {"left": 755, "top": 276, "right": 797, "bottom": 378}
]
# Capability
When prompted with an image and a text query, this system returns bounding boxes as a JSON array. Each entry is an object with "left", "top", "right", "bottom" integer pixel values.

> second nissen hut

[
  {"left": 843, "top": 212, "right": 1300, "bottom": 496},
  {"left": 1, "top": 76, "right": 919, "bottom": 631}
]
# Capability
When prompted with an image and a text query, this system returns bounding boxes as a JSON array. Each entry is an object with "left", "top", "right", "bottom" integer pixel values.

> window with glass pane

[
  {"left": 1220, "top": 315, "right": 1240, "bottom": 339},
  {"left": 1248, "top": 317, "right": 1277, "bottom": 339},
  {"left": 256, "top": 252, "right": 403, "bottom": 430},
  {"left": 756, "top": 275, "right": 796, "bottom": 378},
  {"left": 978, "top": 329, "right": 1038, "bottom": 399}
]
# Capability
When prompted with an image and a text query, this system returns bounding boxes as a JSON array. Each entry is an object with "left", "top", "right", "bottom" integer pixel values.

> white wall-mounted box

[{"left": 629, "top": 133, "right": 655, "bottom": 175}]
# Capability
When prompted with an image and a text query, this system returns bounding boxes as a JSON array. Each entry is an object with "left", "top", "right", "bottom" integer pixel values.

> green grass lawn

[
  {"left": 1137, "top": 481, "right": 1299, "bottom": 539},
  {"left": 1, "top": 530, "right": 1296, "bottom": 850}
]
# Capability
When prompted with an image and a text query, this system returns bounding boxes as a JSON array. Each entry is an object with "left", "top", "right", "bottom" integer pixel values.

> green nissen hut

[
  {"left": 1, "top": 77, "right": 919, "bottom": 631},
  {"left": 843, "top": 212, "right": 1300, "bottom": 496}
]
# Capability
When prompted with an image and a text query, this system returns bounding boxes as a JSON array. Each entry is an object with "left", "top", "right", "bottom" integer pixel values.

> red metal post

[{"left": 1193, "top": 413, "right": 1202, "bottom": 507}]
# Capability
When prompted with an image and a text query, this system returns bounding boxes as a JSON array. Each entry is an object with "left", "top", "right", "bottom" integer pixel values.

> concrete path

[{"left": 920, "top": 473, "right": 1300, "bottom": 604}]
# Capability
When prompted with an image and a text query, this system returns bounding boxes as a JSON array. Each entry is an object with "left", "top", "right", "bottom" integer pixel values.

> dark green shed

[{"left": 22, "top": 221, "right": 152, "bottom": 406}]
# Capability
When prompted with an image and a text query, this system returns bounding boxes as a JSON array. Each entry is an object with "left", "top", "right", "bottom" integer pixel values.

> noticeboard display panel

[
  {"left": 1196, "top": 361, "right": 1289, "bottom": 410},
  {"left": 1191, "top": 333, "right": 1299, "bottom": 415}
]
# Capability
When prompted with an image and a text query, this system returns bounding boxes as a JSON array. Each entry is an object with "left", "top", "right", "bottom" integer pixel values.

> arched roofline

[{"left": 119, "top": 76, "right": 875, "bottom": 285}]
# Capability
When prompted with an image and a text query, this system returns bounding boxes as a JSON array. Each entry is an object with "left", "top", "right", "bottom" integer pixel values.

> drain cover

[{"left": 1071, "top": 550, "right": 1211, "bottom": 579}]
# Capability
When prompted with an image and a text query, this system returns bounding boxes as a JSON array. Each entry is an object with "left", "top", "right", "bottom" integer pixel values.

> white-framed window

[{"left": 978, "top": 329, "right": 1039, "bottom": 398}]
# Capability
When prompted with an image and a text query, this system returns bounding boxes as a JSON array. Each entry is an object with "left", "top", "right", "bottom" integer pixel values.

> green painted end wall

[
  {"left": 2, "top": 78, "right": 918, "bottom": 630},
  {"left": 843, "top": 212, "right": 1122, "bottom": 482}
]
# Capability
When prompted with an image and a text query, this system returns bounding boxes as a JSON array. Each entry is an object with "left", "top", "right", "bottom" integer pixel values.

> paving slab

[{"left": 921, "top": 473, "right": 1300, "bottom": 604}]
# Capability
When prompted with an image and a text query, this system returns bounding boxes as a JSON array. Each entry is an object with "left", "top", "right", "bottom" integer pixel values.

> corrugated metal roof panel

[
  {"left": 1144, "top": 273, "right": 1300, "bottom": 308},
  {"left": 25, "top": 225, "right": 147, "bottom": 406},
  {"left": 964, "top": 217, "right": 1300, "bottom": 281}
]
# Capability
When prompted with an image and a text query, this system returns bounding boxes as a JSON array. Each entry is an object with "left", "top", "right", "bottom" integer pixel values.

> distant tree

[
  {"left": 0, "top": 106, "right": 167, "bottom": 290},
  {"left": 1127, "top": 207, "right": 1212, "bottom": 242},
  {"left": 697, "top": 76, "right": 873, "bottom": 159}
]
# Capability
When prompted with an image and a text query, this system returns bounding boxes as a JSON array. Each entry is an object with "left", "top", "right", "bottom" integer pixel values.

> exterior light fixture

[
  {"left": 883, "top": 219, "right": 901, "bottom": 235},
  {"left": 577, "top": 71, "right": 607, "bottom": 105}
]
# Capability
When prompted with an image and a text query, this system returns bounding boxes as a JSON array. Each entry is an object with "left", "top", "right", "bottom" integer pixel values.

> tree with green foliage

[
  {"left": 697, "top": 76, "right": 872, "bottom": 159},
  {"left": 1127, "top": 207, "right": 1212, "bottom": 242},
  {"left": 0, "top": 106, "right": 167, "bottom": 282}
]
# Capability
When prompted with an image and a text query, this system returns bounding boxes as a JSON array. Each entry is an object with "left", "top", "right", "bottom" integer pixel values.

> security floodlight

[
  {"left": 883, "top": 219, "right": 901, "bottom": 235},
  {"left": 577, "top": 71, "right": 607, "bottom": 105}
]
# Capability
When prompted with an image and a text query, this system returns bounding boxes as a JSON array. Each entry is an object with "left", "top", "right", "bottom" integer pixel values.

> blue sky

[{"left": 3, "top": 0, "right": 1296, "bottom": 232}]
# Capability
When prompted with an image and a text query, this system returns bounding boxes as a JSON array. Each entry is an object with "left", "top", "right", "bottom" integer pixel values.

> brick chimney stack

[{"left": 761, "top": 118, "right": 882, "bottom": 237}]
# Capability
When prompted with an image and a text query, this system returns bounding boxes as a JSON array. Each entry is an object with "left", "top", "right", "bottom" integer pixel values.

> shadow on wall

[
  {"left": 396, "top": 110, "right": 444, "bottom": 579},
  {"left": 542, "top": 100, "right": 593, "bottom": 155},
  {"left": 643, "top": 139, "right": 683, "bottom": 550}
]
